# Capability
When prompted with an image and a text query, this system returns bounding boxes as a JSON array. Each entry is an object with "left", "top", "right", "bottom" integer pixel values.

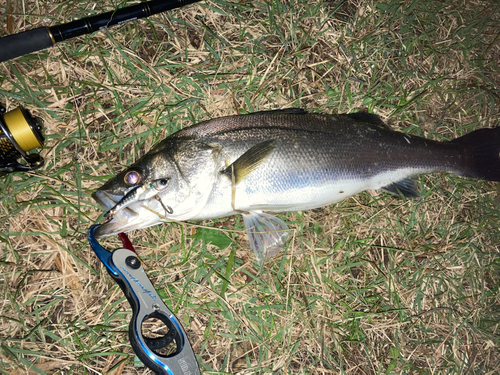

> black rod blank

[{"left": 0, "top": 0, "right": 202, "bottom": 63}]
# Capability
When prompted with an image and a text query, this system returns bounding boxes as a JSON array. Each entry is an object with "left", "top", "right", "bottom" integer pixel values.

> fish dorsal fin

[
  {"left": 222, "top": 140, "right": 276, "bottom": 185},
  {"left": 344, "top": 112, "right": 392, "bottom": 130},
  {"left": 251, "top": 108, "right": 307, "bottom": 115},
  {"left": 381, "top": 178, "right": 420, "bottom": 198},
  {"left": 242, "top": 211, "right": 289, "bottom": 265}
]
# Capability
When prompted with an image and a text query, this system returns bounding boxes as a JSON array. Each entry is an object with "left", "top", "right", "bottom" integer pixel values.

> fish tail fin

[
  {"left": 451, "top": 127, "right": 500, "bottom": 182},
  {"left": 242, "top": 211, "right": 289, "bottom": 265}
]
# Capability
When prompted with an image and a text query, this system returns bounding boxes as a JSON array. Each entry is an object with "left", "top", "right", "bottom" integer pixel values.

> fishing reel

[{"left": 0, "top": 103, "right": 44, "bottom": 176}]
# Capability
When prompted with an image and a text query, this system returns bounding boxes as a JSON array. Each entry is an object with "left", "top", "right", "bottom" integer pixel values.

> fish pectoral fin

[
  {"left": 242, "top": 211, "right": 289, "bottom": 265},
  {"left": 381, "top": 178, "right": 421, "bottom": 199},
  {"left": 222, "top": 140, "right": 276, "bottom": 185}
]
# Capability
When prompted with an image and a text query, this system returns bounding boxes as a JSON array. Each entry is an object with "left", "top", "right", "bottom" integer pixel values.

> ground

[{"left": 1, "top": 0, "right": 499, "bottom": 373}]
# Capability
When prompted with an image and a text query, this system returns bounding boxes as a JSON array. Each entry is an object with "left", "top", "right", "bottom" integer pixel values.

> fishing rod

[{"left": 0, "top": 0, "right": 202, "bottom": 63}]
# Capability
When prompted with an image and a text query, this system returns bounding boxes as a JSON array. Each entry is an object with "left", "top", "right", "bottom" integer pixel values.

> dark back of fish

[{"left": 165, "top": 109, "right": 495, "bottom": 183}]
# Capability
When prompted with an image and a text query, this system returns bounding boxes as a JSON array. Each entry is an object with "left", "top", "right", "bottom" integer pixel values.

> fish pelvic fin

[
  {"left": 222, "top": 140, "right": 276, "bottom": 185},
  {"left": 381, "top": 178, "right": 420, "bottom": 199},
  {"left": 451, "top": 127, "right": 500, "bottom": 182},
  {"left": 242, "top": 211, "right": 289, "bottom": 265}
]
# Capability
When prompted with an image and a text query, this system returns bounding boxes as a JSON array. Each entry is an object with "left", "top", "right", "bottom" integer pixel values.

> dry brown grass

[{"left": 1, "top": 0, "right": 500, "bottom": 373}]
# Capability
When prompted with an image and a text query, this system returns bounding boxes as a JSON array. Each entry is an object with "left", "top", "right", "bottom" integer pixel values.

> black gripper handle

[{"left": 0, "top": 27, "right": 54, "bottom": 63}]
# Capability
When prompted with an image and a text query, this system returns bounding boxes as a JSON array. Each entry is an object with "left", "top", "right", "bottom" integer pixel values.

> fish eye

[
  {"left": 124, "top": 170, "right": 142, "bottom": 186},
  {"left": 153, "top": 178, "right": 169, "bottom": 190}
]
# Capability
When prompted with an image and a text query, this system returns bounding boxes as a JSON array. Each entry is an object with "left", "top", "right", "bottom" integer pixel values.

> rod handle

[{"left": 0, "top": 27, "right": 54, "bottom": 63}]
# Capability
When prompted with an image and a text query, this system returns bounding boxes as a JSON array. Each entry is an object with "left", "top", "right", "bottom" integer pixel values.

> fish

[{"left": 92, "top": 108, "right": 500, "bottom": 264}]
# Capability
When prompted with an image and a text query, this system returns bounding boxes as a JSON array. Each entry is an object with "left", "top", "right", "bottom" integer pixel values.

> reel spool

[{"left": 0, "top": 104, "right": 44, "bottom": 176}]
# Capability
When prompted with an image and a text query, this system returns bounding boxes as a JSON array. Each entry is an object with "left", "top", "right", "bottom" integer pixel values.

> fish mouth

[
  {"left": 92, "top": 190, "right": 165, "bottom": 238},
  {"left": 92, "top": 190, "right": 121, "bottom": 212}
]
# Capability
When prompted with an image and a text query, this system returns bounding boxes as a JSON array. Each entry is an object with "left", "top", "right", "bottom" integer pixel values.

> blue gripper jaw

[{"left": 87, "top": 224, "right": 117, "bottom": 276}]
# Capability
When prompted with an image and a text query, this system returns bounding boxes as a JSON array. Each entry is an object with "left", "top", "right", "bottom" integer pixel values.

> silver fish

[{"left": 92, "top": 109, "right": 500, "bottom": 263}]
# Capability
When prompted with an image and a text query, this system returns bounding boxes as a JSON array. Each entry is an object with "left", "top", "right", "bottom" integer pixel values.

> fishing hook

[{"left": 154, "top": 195, "right": 173, "bottom": 215}]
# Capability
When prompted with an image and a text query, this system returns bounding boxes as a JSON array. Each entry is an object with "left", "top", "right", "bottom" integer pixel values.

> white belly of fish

[
  {"left": 183, "top": 166, "right": 421, "bottom": 264},
  {"left": 192, "top": 166, "right": 421, "bottom": 220}
]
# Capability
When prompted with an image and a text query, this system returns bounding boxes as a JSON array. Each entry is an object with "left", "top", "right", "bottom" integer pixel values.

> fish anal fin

[
  {"left": 222, "top": 140, "right": 276, "bottom": 185},
  {"left": 242, "top": 211, "right": 289, "bottom": 265},
  {"left": 381, "top": 178, "right": 420, "bottom": 198}
]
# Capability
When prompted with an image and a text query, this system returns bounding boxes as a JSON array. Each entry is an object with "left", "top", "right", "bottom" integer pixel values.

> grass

[{"left": 1, "top": 0, "right": 500, "bottom": 373}]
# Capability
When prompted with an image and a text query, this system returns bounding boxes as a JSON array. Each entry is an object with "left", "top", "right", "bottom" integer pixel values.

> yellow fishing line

[{"left": 3, "top": 108, "right": 41, "bottom": 151}]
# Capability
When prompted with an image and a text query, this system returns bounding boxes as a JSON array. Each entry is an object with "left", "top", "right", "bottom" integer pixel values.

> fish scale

[{"left": 92, "top": 109, "right": 500, "bottom": 264}]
